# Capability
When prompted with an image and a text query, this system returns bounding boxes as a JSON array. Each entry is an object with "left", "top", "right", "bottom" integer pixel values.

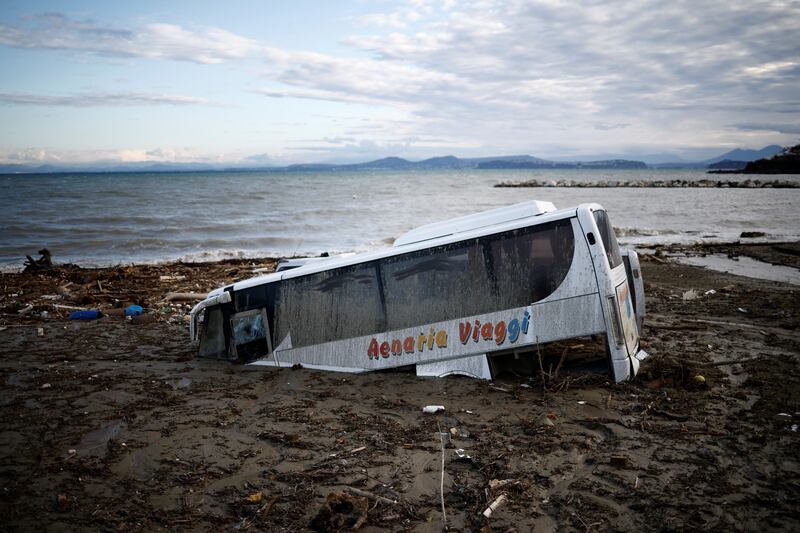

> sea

[{"left": 1, "top": 169, "right": 799, "bottom": 271}]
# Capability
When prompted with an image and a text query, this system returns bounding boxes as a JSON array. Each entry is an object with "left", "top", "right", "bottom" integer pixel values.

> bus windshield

[{"left": 593, "top": 210, "right": 622, "bottom": 269}]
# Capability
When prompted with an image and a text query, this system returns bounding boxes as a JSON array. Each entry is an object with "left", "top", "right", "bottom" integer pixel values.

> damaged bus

[{"left": 189, "top": 200, "right": 648, "bottom": 382}]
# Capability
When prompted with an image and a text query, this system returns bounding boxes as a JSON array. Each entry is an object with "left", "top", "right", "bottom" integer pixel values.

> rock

[{"left": 740, "top": 231, "right": 766, "bottom": 238}]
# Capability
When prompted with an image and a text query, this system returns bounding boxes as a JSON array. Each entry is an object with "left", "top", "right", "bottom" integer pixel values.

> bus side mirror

[{"left": 587, "top": 232, "right": 596, "bottom": 245}]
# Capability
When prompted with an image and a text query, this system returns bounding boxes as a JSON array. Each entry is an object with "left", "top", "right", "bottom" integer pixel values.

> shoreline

[
  {"left": 0, "top": 243, "right": 800, "bottom": 531},
  {"left": 1, "top": 242, "right": 799, "bottom": 529}
]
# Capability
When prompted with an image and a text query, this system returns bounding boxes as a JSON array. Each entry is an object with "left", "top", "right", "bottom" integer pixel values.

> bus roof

[{"left": 220, "top": 202, "right": 587, "bottom": 295}]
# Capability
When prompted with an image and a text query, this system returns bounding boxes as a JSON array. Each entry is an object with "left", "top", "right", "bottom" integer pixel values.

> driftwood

[
  {"left": 343, "top": 487, "right": 397, "bottom": 505},
  {"left": 23, "top": 248, "right": 52, "bottom": 272}
]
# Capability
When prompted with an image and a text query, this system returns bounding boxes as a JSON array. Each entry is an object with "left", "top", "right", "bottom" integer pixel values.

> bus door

[{"left": 229, "top": 308, "right": 273, "bottom": 363}]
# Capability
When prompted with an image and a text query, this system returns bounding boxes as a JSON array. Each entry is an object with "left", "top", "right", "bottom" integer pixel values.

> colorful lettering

[
  {"left": 380, "top": 342, "right": 390, "bottom": 358},
  {"left": 391, "top": 339, "right": 402, "bottom": 356},
  {"left": 494, "top": 321, "right": 507, "bottom": 345},
  {"left": 459, "top": 322, "right": 472, "bottom": 344},
  {"left": 367, "top": 338, "right": 379, "bottom": 359},
  {"left": 481, "top": 322, "right": 493, "bottom": 340},
  {"left": 427, "top": 327, "right": 435, "bottom": 350},
  {"left": 436, "top": 330, "right": 448, "bottom": 348},
  {"left": 404, "top": 336, "right": 415, "bottom": 354},
  {"left": 522, "top": 311, "right": 530, "bottom": 334},
  {"left": 508, "top": 319, "right": 520, "bottom": 343},
  {"left": 418, "top": 333, "right": 426, "bottom": 352},
  {"left": 472, "top": 320, "right": 480, "bottom": 342}
]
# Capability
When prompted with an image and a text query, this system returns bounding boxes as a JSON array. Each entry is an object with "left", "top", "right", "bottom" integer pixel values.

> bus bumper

[{"left": 612, "top": 348, "right": 650, "bottom": 382}]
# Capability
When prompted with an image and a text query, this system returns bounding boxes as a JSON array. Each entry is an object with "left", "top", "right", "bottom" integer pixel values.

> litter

[
  {"left": 704, "top": 289, "right": 717, "bottom": 295},
  {"left": 422, "top": 405, "right": 445, "bottom": 414},
  {"left": 124, "top": 304, "right": 143, "bottom": 317},
  {"left": 577, "top": 400, "right": 587, "bottom": 405},
  {"left": 682, "top": 289, "right": 699, "bottom": 301},
  {"left": 246, "top": 491, "right": 264, "bottom": 503},
  {"left": 482, "top": 494, "right": 507, "bottom": 518},
  {"left": 454, "top": 448, "right": 472, "bottom": 461},
  {"left": 18, "top": 304, "right": 34, "bottom": 315},
  {"left": 68, "top": 310, "right": 103, "bottom": 321},
  {"left": 737, "top": 308, "right": 748, "bottom": 313}
]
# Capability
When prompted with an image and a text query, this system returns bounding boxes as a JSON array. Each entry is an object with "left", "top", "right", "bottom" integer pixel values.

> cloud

[
  {"left": 0, "top": 91, "right": 215, "bottom": 107},
  {"left": 1, "top": 4, "right": 798, "bottom": 160},
  {"left": 731, "top": 122, "right": 800, "bottom": 135},
  {"left": 0, "top": 13, "right": 260, "bottom": 64}
]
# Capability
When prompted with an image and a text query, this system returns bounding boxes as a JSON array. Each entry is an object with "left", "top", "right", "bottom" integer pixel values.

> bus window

[
  {"left": 199, "top": 306, "right": 227, "bottom": 359},
  {"left": 381, "top": 240, "right": 494, "bottom": 330},
  {"left": 593, "top": 210, "right": 622, "bottom": 269},
  {"left": 488, "top": 218, "right": 575, "bottom": 306},
  {"left": 275, "top": 263, "right": 384, "bottom": 348}
]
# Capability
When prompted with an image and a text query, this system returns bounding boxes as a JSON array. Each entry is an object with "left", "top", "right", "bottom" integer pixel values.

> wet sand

[{"left": 1, "top": 244, "right": 799, "bottom": 531}]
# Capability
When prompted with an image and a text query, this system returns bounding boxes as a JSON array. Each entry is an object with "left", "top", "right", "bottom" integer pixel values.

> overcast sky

[{"left": 0, "top": 0, "right": 798, "bottom": 165}]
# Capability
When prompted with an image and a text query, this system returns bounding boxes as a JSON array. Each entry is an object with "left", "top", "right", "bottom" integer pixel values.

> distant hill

[
  {"left": 0, "top": 145, "right": 789, "bottom": 174},
  {"left": 477, "top": 159, "right": 646, "bottom": 170},
  {"left": 707, "top": 159, "right": 748, "bottom": 170},
  {"left": 652, "top": 145, "right": 785, "bottom": 168},
  {"left": 703, "top": 145, "right": 784, "bottom": 165},
  {"left": 742, "top": 145, "right": 800, "bottom": 174}
]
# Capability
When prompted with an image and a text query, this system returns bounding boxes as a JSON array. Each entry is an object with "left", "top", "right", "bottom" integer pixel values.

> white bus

[{"left": 189, "top": 201, "right": 648, "bottom": 382}]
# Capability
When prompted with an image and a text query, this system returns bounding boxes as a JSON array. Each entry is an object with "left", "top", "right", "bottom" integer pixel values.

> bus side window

[
  {"left": 274, "top": 263, "right": 385, "bottom": 348},
  {"left": 488, "top": 218, "right": 575, "bottom": 305},
  {"left": 381, "top": 240, "right": 494, "bottom": 330}
]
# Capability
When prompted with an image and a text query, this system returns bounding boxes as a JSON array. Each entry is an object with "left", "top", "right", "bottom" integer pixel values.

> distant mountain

[
  {"left": 704, "top": 145, "right": 784, "bottom": 165},
  {"left": 0, "top": 145, "right": 788, "bottom": 174},
  {"left": 477, "top": 159, "right": 646, "bottom": 170},
  {"left": 282, "top": 154, "right": 554, "bottom": 172}
]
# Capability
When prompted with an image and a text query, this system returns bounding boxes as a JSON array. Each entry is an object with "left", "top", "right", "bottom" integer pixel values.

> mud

[{"left": 1, "top": 245, "right": 799, "bottom": 531}]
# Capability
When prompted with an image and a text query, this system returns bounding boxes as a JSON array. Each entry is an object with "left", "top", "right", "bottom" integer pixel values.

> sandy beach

[{"left": 1, "top": 243, "right": 798, "bottom": 531}]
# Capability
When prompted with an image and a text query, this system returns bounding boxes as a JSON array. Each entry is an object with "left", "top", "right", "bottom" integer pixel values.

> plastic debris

[
  {"left": 422, "top": 405, "right": 445, "bottom": 414},
  {"left": 737, "top": 307, "right": 747, "bottom": 313},
  {"left": 694, "top": 375, "right": 706, "bottom": 383},
  {"left": 41, "top": 383, "right": 52, "bottom": 389},
  {"left": 682, "top": 289, "right": 699, "bottom": 301},
  {"left": 124, "top": 304, "right": 143, "bottom": 317},
  {"left": 68, "top": 310, "right": 103, "bottom": 321},
  {"left": 454, "top": 448, "right": 472, "bottom": 461},
  {"left": 704, "top": 289, "right": 717, "bottom": 296}
]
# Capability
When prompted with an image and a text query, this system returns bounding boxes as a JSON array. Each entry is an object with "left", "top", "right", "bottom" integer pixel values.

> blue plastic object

[
  {"left": 68, "top": 310, "right": 102, "bottom": 321},
  {"left": 124, "top": 304, "right": 143, "bottom": 317}
]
